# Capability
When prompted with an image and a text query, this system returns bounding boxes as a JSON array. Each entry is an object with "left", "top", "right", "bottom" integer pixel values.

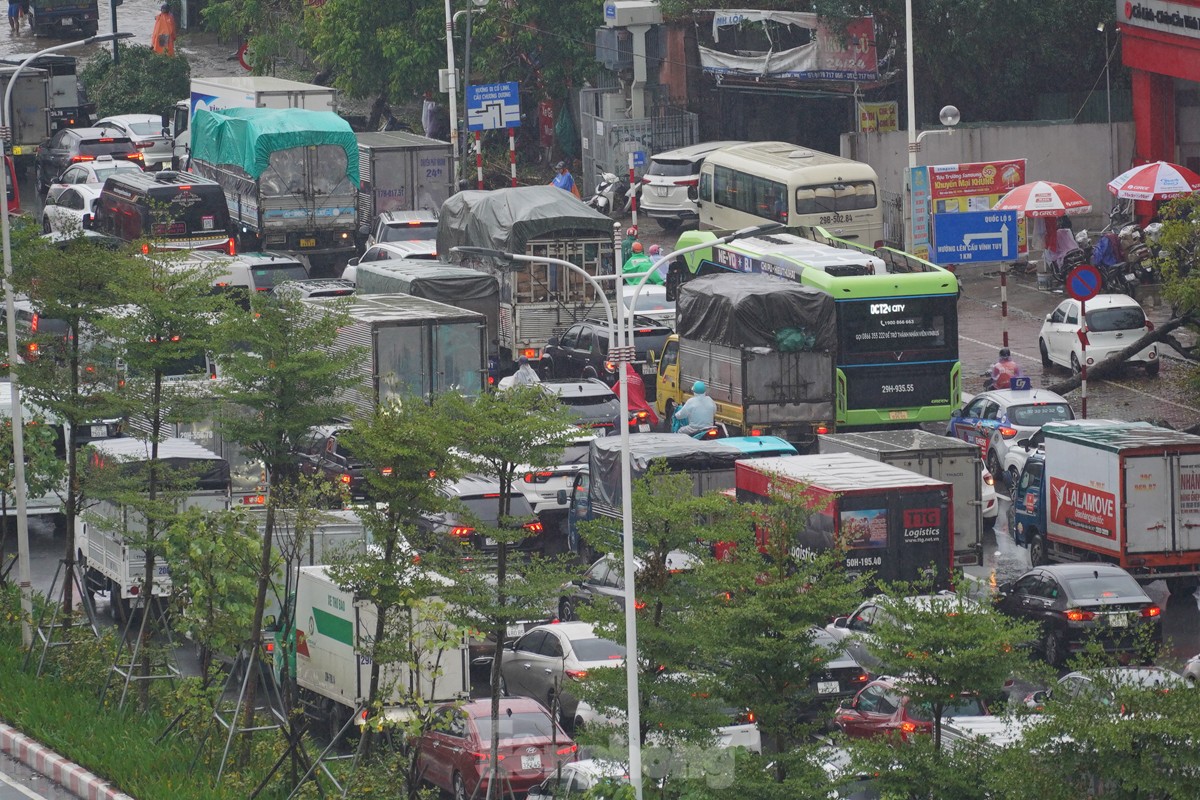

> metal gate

[
  {"left": 578, "top": 87, "right": 699, "bottom": 197},
  {"left": 880, "top": 189, "right": 904, "bottom": 250}
]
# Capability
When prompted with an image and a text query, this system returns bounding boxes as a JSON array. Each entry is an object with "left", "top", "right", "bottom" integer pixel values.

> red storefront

[{"left": 1119, "top": 0, "right": 1200, "bottom": 173}]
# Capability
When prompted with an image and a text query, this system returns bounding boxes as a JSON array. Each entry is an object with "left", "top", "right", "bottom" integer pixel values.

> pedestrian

[
  {"left": 551, "top": 161, "right": 579, "bottom": 198},
  {"left": 988, "top": 347, "right": 1024, "bottom": 390},
  {"left": 151, "top": 3, "right": 176, "bottom": 56},
  {"left": 421, "top": 91, "right": 437, "bottom": 139},
  {"left": 7, "top": 0, "right": 18, "bottom": 33},
  {"left": 511, "top": 355, "right": 541, "bottom": 386}
]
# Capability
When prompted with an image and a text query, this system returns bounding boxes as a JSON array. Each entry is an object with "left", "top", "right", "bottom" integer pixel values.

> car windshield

[
  {"left": 570, "top": 637, "right": 626, "bottom": 661},
  {"left": 79, "top": 139, "right": 135, "bottom": 157},
  {"left": 1007, "top": 403, "right": 1073, "bottom": 426},
  {"left": 906, "top": 695, "right": 987, "bottom": 722},
  {"left": 1087, "top": 306, "right": 1146, "bottom": 332},
  {"left": 557, "top": 392, "right": 616, "bottom": 408},
  {"left": 473, "top": 711, "right": 556, "bottom": 742},
  {"left": 1064, "top": 573, "right": 1145, "bottom": 601},
  {"left": 647, "top": 159, "right": 695, "bottom": 177},
  {"left": 91, "top": 162, "right": 139, "bottom": 181},
  {"left": 123, "top": 121, "right": 161, "bottom": 137},
  {"left": 380, "top": 223, "right": 438, "bottom": 242},
  {"left": 251, "top": 264, "right": 309, "bottom": 290},
  {"left": 558, "top": 443, "right": 593, "bottom": 466}
]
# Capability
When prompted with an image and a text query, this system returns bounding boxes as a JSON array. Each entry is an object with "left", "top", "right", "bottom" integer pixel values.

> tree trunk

[
  {"left": 1045, "top": 317, "right": 1188, "bottom": 396},
  {"left": 62, "top": 326, "right": 83, "bottom": 615},
  {"left": 239, "top": 484, "right": 278, "bottom": 765}
]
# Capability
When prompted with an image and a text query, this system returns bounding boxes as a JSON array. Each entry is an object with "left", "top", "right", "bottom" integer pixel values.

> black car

[
  {"left": 35, "top": 127, "right": 142, "bottom": 197},
  {"left": 537, "top": 379, "right": 622, "bottom": 434},
  {"left": 542, "top": 317, "right": 672, "bottom": 400},
  {"left": 992, "top": 563, "right": 1162, "bottom": 667},
  {"left": 417, "top": 475, "right": 545, "bottom": 556},
  {"left": 797, "top": 627, "right": 872, "bottom": 720},
  {"left": 293, "top": 426, "right": 369, "bottom": 501}
]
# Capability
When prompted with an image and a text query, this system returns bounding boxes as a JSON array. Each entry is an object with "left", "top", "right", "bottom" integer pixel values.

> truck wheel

[
  {"left": 1029, "top": 533, "right": 1048, "bottom": 567},
  {"left": 1043, "top": 631, "right": 1064, "bottom": 667},
  {"left": 1039, "top": 339, "right": 1052, "bottom": 368},
  {"left": 108, "top": 579, "right": 130, "bottom": 624},
  {"left": 986, "top": 450, "right": 1002, "bottom": 481},
  {"left": 1145, "top": 360, "right": 1161, "bottom": 377},
  {"left": 453, "top": 772, "right": 468, "bottom": 800},
  {"left": 657, "top": 218, "right": 681, "bottom": 233}
]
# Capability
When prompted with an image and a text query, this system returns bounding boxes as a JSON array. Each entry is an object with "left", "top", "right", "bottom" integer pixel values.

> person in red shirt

[
  {"left": 620, "top": 363, "right": 658, "bottom": 427},
  {"left": 989, "top": 348, "right": 1023, "bottom": 390}
]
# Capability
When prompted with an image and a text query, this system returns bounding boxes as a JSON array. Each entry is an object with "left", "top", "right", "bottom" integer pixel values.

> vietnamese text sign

[
  {"left": 926, "top": 159, "right": 1028, "bottom": 255},
  {"left": 1050, "top": 476, "right": 1117, "bottom": 538},
  {"left": 931, "top": 210, "right": 1018, "bottom": 265},
  {"left": 858, "top": 101, "right": 898, "bottom": 133},
  {"left": 467, "top": 82, "right": 521, "bottom": 131},
  {"left": 909, "top": 166, "right": 931, "bottom": 261}
]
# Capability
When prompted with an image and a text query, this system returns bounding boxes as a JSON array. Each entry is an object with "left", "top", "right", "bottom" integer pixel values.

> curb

[{"left": 0, "top": 723, "right": 135, "bottom": 800}]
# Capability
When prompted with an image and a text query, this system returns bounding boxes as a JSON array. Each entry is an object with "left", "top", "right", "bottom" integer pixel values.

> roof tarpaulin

[
  {"left": 437, "top": 186, "right": 612, "bottom": 261},
  {"left": 355, "top": 261, "right": 499, "bottom": 303},
  {"left": 589, "top": 434, "right": 747, "bottom": 509},
  {"left": 676, "top": 273, "right": 835, "bottom": 349},
  {"left": 190, "top": 107, "right": 360, "bottom": 186}
]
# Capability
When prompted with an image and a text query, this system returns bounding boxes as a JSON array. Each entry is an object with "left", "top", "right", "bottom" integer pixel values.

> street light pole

[
  {"left": 0, "top": 32, "right": 131, "bottom": 648},
  {"left": 443, "top": 0, "right": 460, "bottom": 185},
  {"left": 905, "top": 0, "right": 917, "bottom": 170}
]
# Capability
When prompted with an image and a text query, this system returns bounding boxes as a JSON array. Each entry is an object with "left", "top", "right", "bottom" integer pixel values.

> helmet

[
  {"left": 999, "top": 348, "right": 1011, "bottom": 359},
  {"left": 692, "top": 381, "right": 706, "bottom": 394},
  {"left": 632, "top": 242, "right": 644, "bottom": 253},
  {"left": 626, "top": 226, "right": 638, "bottom": 237},
  {"left": 518, "top": 355, "right": 529, "bottom": 365},
  {"left": 648, "top": 244, "right": 661, "bottom": 256},
  {"left": 555, "top": 161, "right": 566, "bottom": 170}
]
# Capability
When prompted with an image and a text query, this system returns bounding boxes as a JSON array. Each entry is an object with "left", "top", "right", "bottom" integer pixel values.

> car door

[
  {"left": 949, "top": 396, "right": 988, "bottom": 442},
  {"left": 1043, "top": 302, "right": 1070, "bottom": 364},
  {"left": 46, "top": 130, "right": 74, "bottom": 177},
  {"left": 417, "top": 707, "right": 460, "bottom": 790},
  {"left": 998, "top": 573, "right": 1048, "bottom": 622},
  {"left": 506, "top": 630, "right": 549, "bottom": 697},
  {"left": 529, "top": 629, "right": 568, "bottom": 706},
  {"left": 551, "top": 325, "right": 580, "bottom": 378},
  {"left": 56, "top": 188, "right": 85, "bottom": 230},
  {"left": 577, "top": 558, "right": 613, "bottom": 606},
  {"left": 839, "top": 684, "right": 893, "bottom": 738},
  {"left": 569, "top": 328, "right": 595, "bottom": 376},
  {"left": 47, "top": 165, "right": 83, "bottom": 203}
]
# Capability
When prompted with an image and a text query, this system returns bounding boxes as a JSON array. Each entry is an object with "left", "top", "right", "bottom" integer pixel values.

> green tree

[
  {"left": 1157, "top": 194, "right": 1200, "bottom": 329},
  {"left": 80, "top": 45, "right": 191, "bottom": 119}
]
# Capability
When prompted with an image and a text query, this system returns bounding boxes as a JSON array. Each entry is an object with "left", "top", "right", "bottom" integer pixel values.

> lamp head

[{"left": 939, "top": 105, "right": 961, "bottom": 128}]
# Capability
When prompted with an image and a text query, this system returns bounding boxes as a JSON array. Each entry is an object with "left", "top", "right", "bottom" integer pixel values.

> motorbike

[
  {"left": 1073, "top": 228, "right": 1140, "bottom": 297},
  {"left": 586, "top": 172, "right": 634, "bottom": 219}
]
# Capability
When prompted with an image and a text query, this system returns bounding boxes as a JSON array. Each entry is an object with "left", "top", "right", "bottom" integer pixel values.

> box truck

[
  {"left": 1010, "top": 421, "right": 1200, "bottom": 588},
  {"left": 819, "top": 430, "right": 989, "bottom": 567},
  {"left": 167, "top": 76, "right": 339, "bottom": 170},
  {"left": 656, "top": 273, "right": 837, "bottom": 448},
  {"left": 1, "top": 66, "right": 51, "bottom": 172},
  {"left": 301, "top": 293, "right": 487, "bottom": 416},
  {"left": 735, "top": 453, "right": 953, "bottom": 588},
  {"left": 354, "top": 131, "right": 452, "bottom": 232}
]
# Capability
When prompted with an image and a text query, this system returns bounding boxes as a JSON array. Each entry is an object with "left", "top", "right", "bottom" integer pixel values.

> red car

[
  {"left": 416, "top": 697, "right": 578, "bottom": 799},
  {"left": 833, "top": 677, "right": 989, "bottom": 741}
]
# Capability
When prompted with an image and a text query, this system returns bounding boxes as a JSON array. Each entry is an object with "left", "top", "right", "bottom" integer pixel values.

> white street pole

[
  {"left": 444, "top": 0, "right": 460, "bottom": 186},
  {"left": 905, "top": 0, "right": 917, "bottom": 171},
  {"left": 1, "top": 33, "right": 131, "bottom": 647}
]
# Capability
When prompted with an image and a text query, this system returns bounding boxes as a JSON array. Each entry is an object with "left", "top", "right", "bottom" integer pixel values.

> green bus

[{"left": 667, "top": 228, "right": 961, "bottom": 429}]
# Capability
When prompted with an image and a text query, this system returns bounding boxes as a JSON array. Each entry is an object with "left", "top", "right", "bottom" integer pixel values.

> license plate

[
  {"left": 654, "top": 186, "right": 668, "bottom": 197},
  {"left": 521, "top": 755, "right": 541, "bottom": 770},
  {"left": 888, "top": 410, "right": 910, "bottom": 420},
  {"left": 1108, "top": 613, "right": 1129, "bottom": 628},
  {"left": 90, "top": 425, "right": 108, "bottom": 438},
  {"left": 638, "top": 423, "right": 650, "bottom": 432},
  {"left": 156, "top": 564, "right": 170, "bottom": 577},
  {"left": 817, "top": 680, "right": 840, "bottom": 694},
  {"left": 641, "top": 363, "right": 656, "bottom": 375},
  {"left": 484, "top": 537, "right": 497, "bottom": 546},
  {"left": 506, "top": 623, "right": 524, "bottom": 638},
  {"left": 61, "top": 18, "right": 72, "bottom": 25},
  {"left": 1124, "top": 273, "right": 1136, "bottom": 282},
  {"left": 299, "top": 237, "right": 317, "bottom": 248}
]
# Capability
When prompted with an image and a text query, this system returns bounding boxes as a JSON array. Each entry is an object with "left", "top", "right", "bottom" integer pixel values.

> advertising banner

[
  {"left": 909, "top": 166, "right": 931, "bottom": 260},
  {"left": 1050, "top": 477, "right": 1117, "bottom": 538},
  {"left": 858, "top": 102, "right": 898, "bottom": 133},
  {"left": 924, "top": 159, "right": 1028, "bottom": 258}
]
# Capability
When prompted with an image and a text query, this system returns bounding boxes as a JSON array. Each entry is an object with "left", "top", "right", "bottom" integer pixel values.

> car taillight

[
  {"left": 524, "top": 471, "right": 554, "bottom": 483},
  {"left": 524, "top": 521, "right": 543, "bottom": 533},
  {"left": 338, "top": 474, "right": 352, "bottom": 485},
  {"left": 734, "top": 709, "right": 755, "bottom": 724},
  {"left": 70, "top": 155, "right": 95, "bottom": 162},
  {"left": 634, "top": 600, "right": 646, "bottom": 610},
  {"left": 129, "top": 153, "right": 144, "bottom": 162},
  {"left": 749, "top": 428, "right": 763, "bottom": 436},
  {"left": 565, "top": 669, "right": 588, "bottom": 679},
  {"left": 853, "top": 671, "right": 869, "bottom": 683},
  {"left": 997, "top": 426, "right": 1019, "bottom": 439},
  {"left": 983, "top": 471, "right": 995, "bottom": 486},
  {"left": 1141, "top": 606, "right": 1161, "bottom": 618},
  {"left": 450, "top": 526, "right": 475, "bottom": 537},
  {"left": 673, "top": 178, "right": 698, "bottom": 186},
  {"left": 556, "top": 744, "right": 578, "bottom": 756},
  {"left": 1064, "top": 608, "right": 1096, "bottom": 622},
  {"left": 227, "top": 237, "right": 237, "bottom": 255},
  {"left": 472, "top": 751, "right": 505, "bottom": 763},
  {"left": 816, "top": 423, "right": 830, "bottom": 435},
  {"left": 380, "top": 467, "right": 393, "bottom": 476}
]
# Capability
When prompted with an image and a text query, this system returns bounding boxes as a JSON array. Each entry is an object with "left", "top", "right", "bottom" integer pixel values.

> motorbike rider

[
  {"left": 622, "top": 241, "right": 664, "bottom": 285},
  {"left": 621, "top": 363, "right": 659, "bottom": 427},
  {"left": 674, "top": 381, "right": 717, "bottom": 436},
  {"left": 511, "top": 355, "right": 541, "bottom": 386},
  {"left": 988, "top": 348, "right": 1024, "bottom": 390},
  {"left": 551, "top": 161, "right": 580, "bottom": 198}
]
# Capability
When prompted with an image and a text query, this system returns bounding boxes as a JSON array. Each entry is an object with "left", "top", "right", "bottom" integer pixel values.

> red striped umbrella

[
  {"left": 1107, "top": 161, "right": 1200, "bottom": 202},
  {"left": 992, "top": 181, "right": 1092, "bottom": 217}
]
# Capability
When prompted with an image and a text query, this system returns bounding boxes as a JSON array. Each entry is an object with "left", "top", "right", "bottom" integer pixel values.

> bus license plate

[
  {"left": 299, "top": 237, "right": 317, "bottom": 248},
  {"left": 888, "top": 410, "right": 910, "bottom": 420}
]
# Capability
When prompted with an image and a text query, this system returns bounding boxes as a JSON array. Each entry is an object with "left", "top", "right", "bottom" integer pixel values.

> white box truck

[
  {"left": 819, "top": 430, "right": 989, "bottom": 567},
  {"left": 167, "top": 76, "right": 339, "bottom": 170},
  {"left": 279, "top": 565, "right": 469, "bottom": 736},
  {"left": 354, "top": 131, "right": 453, "bottom": 232}
]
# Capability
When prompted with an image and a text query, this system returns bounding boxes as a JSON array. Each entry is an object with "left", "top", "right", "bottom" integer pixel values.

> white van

[{"left": 638, "top": 141, "right": 745, "bottom": 231}]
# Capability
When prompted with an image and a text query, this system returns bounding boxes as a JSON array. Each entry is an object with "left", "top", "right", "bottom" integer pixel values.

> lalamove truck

[{"left": 1011, "top": 421, "right": 1200, "bottom": 589}]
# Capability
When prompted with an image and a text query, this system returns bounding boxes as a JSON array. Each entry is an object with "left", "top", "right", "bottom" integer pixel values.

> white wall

[{"left": 841, "top": 121, "right": 1136, "bottom": 236}]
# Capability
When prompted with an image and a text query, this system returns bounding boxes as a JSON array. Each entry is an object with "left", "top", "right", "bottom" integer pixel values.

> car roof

[
  {"left": 1031, "top": 563, "right": 1136, "bottom": 579},
  {"left": 96, "top": 114, "right": 161, "bottom": 124},
  {"left": 59, "top": 183, "right": 103, "bottom": 198},
  {"left": 563, "top": 759, "right": 629, "bottom": 781},
  {"left": 442, "top": 474, "right": 524, "bottom": 498},
  {"left": 975, "top": 388, "right": 1071, "bottom": 406},
  {"left": 1064, "top": 293, "right": 1143, "bottom": 310},
  {"left": 650, "top": 141, "right": 747, "bottom": 161},
  {"left": 529, "top": 620, "right": 599, "bottom": 639},
  {"left": 1060, "top": 666, "right": 1183, "bottom": 687},
  {"left": 68, "top": 126, "right": 130, "bottom": 140},
  {"left": 274, "top": 278, "right": 355, "bottom": 298},
  {"left": 457, "top": 696, "right": 550, "bottom": 717}
]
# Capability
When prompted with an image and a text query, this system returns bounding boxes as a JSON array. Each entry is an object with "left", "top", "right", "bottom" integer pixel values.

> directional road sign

[
  {"left": 1065, "top": 264, "right": 1102, "bottom": 302},
  {"left": 632, "top": 150, "right": 646, "bottom": 167},
  {"left": 467, "top": 82, "right": 521, "bottom": 132},
  {"left": 930, "top": 210, "right": 1018, "bottom": 266}
]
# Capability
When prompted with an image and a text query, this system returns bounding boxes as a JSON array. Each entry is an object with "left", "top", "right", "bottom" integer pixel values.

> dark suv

[
  {"left": 36, "top": 127, "right": 143, "bottom": 197},
  {"left": 542, "top": 317, "right": 672, "bottom": 400},
  {"left": 293, "top": 426, "right": 369, "bottom": 501}
]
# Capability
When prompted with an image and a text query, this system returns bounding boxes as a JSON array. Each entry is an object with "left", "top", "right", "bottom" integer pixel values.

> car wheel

[
  {"left": 1007, "top": 466, "right": 1020, "bottom": 490},
  {"left": 987, "top": 449, "right": 1002, "bottom": 481},
  {"left": 1030, "top": 533, "right": 1047, "bottom": 567},
  {"left": 558, "top": 598, "right": 575, "bottom": 622},
  {"left": 41, "top": 217, "right": 51, "bottom": 234},
  {"left": 453, "top": 772, "right": 468, "bottom": 800},
  {"left": 1070, "top": 352, "right": 1082, "bottom": 375},
  {"left": 1145, "top": 360, "right": 1161, "bottom": 377},
  {"left": 1043, "top": 631, "right": 1064, "bottom": 667},
  {"left": 1039, "top": 339, "right": 1052, "bottom": 368}
]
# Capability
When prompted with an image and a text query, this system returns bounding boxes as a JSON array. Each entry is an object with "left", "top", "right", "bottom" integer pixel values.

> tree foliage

[{"left": 80, "top": 45, "right": 191, "bottom": 119}]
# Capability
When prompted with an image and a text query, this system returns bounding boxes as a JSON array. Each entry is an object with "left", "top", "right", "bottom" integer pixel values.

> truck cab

[{"left": 1010, "top": 452, "right": 1048, "bottom": 563}]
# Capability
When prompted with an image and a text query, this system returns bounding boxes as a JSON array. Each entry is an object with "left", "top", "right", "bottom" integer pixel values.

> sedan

[
  {"left": 1026, "top": 666, "right": 1185, "bottom": 712},
  {"left": 415, "top": 697, "right": 577, "bottom": 800},
  {"left": 41, "top": 184, "right": 101, "bottom": 235},
  {"left": 946, "top": 388, "right": 1074, "bottom": 479},
  {"left": 43, "top": 155, "right": 141, "bottom": 204},
  {"left": 992, "top": 563, "right": 1162, "bottom": 667},
  {"left": 95, "top": 114, "right": 173, "bottom": 170},
  {"left": 499, "top": 621, "right": 626, "bottom": 726},
  {"left": 1039, "top": 294, "right": 1159, "bottom": 377},
  {"left": 557, "top": 550, "right": 698, "bottom": 622},
  {"left": 794, "top": 626, "right": 871, "bottom": 721},
  {"left": 536, "top": 379, "right": 624, "bottom": 435},
  {"left": 825, "top": 593, "right": 981, "bottom": 676},
  {"left": 833, "top": 676, "right": 989, "bottom": 741}
]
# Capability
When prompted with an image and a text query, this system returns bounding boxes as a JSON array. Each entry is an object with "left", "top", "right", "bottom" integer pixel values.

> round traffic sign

[
  {"left": 1065, "top": 264, "right": 1102, "bottom": 302},
  {"left": 238, "top": 42, "right": 253, "bottom": 72}
]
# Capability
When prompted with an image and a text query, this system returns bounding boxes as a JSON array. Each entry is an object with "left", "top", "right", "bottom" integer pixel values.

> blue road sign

[
  {"left": 930, "top": 210, "right": 1019, "bottom": 266},
  {"left": 1066, "top": 264, "right": 1102, "bottom": 302},
  {"left": 632, "top": 151, "right": 646, "bottom": 167},
  {"left": 467, "top": 82, "right": 521, "bottom": 131}
]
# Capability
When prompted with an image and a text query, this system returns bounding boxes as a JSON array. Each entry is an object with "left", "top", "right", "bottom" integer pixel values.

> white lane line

[
  {"left": 960, "top": 336, "right": 1200, "bottom": 414},
  {"left": 0, "top": 769, "right": 54, "bottom": 800}
]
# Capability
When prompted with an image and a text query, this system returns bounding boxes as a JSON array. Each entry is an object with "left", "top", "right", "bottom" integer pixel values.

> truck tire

[
  {"left": 108, "top": 578, "right": 130, "bottom": 624},
  {"left": 1145, "top": 360, "right": 1161, "bottom": 377},
  {"left": 1029, "top": 533, "right": 1048, "bottom": 567},
  {"left": 1043, "top": 631, "right": 1064, "bottom": 667}
]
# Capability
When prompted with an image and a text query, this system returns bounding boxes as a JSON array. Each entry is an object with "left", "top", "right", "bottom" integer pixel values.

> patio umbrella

[
  {"left": 992, "top": 181, "right": 1093, "bottom": 217},
  {"left": 1107, "top": 160, "right": 1200, "bottom": 202}
]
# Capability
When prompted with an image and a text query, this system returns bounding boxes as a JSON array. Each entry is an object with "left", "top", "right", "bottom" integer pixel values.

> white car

[
  {"left": 1000, "top": 418, "right": 1124, "bottom": 489},
  {"left": 95, "top": 114, "right": 173, "bottom": 170},
  {"left": 341, "top": 241, "right": 439, "bottom": 283},
  {"left": 637, "top": 141, "right": 744, "bottom": 231},
  {"left": 621, "top": 284, "right": 675, "bottom": 326},
  {"left": 515, "top": 434, "right": 595, "bottom": 514},
  {"left": 43, "top": 155, "right": 141, "bottom": 204},
  {"left": 946, "top": 388, "right": 1075, "bottom": 480},
  {"left": 527, "top": 759, "right": 629, "bottom": 799},
  {"left": 41, "top": 183, "right": 101, "bottom": 235},
  {"left": 1039, "top": 293, "right": 1159, "bottom": 377},
  {"left": 981, "top": 464, "right": 998, "bottom": 521},
  {"left": 360, "top": 209, "right": 438, "bottom": 249}
]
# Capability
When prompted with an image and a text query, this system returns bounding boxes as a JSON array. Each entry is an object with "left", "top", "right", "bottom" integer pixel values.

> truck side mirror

[
  {"left": 160, "top": 112, "right": 170, "bottom": 132},
  {"left": 556, "top": 489, "right": 568, "bottom": 506}
]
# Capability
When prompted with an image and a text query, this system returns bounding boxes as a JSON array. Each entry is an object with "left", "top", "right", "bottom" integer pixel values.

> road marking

[
  {"left": 0, "top": 769, "right": 54, "bottom": 800},
  {"left": 960, "top": 335, "right": 1200, "bottom": 414}
]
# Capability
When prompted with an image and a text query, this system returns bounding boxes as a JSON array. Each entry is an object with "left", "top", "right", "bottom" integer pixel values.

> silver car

[
  {"left": 499, "top": 621, "right": 625, "bottom": 724},
  {"left": 95, "top": 114, "right": 173, "bottom": 170}
]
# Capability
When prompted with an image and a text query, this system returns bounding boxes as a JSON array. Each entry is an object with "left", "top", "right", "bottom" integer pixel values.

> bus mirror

[{"left": 556, "top": 489, "right": 568, "bottom": 506}]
